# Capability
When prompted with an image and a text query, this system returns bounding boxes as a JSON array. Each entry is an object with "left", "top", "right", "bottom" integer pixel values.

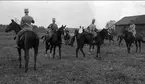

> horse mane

[{"left": 13, "top": 21, "right": 22, "bottom": 30}]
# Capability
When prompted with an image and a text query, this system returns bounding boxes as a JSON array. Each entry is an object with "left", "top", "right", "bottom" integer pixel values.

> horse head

[
  {"left": 58, "top": 25, "right": 66, "bottom": 36},
  {"left": 100, "top": 28, "right": 109, "bottom": 39},
  {"left": 5, "top": 19, "right": 21, "bottom": 34}
]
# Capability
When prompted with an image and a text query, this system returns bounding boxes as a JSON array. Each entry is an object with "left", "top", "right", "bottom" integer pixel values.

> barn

[{"left": 115, "top": 14, "right": 145, "bottom": 35}]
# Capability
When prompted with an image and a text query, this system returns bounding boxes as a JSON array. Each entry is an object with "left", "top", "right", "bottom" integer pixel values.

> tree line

[{"left": 0, "top": 20, "right": 117, "bottom": 35}]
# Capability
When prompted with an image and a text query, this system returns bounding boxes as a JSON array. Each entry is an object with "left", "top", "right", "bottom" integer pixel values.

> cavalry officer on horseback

[
  {"left": 15, "top": 8, "right": 35, "bottom": 48},
  {"left": 128, "top": 20, "right": 136, "bottom": 38},
  {"left": 127, "top": 20, "right": 136, "bottom": 43},
  {"left": 46, "top": 18, "right": 58, "bottom": 41},
  {"left": 87, "top": 19, "right": 98, "bottom": 38}
]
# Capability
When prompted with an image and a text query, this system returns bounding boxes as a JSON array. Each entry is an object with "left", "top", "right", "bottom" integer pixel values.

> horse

[
  {"left": 64, "top": 29, "right": 71, "bottom": 45},
  {"left": 5, "top": 19, "right": 39, "bottom": 72},
  {"left": 42, "top": 25, "right": 66, "bottom": 59},
  {"left": 71, "top": 28, "right": 108, "bottom": 59},
  {"left": 123, "top": 30, "right": 145, "bottom": 53}
]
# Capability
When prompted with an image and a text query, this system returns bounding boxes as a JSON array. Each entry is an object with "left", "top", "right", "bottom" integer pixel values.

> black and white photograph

[{"left": 0, "top": 1, "right": 145, "bottom": 84}]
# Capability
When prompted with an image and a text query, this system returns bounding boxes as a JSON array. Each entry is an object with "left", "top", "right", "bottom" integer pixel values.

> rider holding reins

[
  {"left": 46, "top": 18, "right": 58, "bottom": 42},
  {"left": 128, "top": 20, "right": 136, "bottom": 38},
  {"left": 87, "top": 19, "right": 98, "bottom": 37},
  {"left": 15, "top": 8, "right": 35, "bottom": 48}
]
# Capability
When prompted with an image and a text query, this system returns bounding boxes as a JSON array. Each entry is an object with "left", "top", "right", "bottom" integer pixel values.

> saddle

[{"left": 19, "top": 30, "right": 37, "bottom": 43}]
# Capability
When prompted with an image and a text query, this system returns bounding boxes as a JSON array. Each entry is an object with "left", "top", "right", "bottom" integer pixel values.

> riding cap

[
  {"left": 24, "top": 8, "right": 29, "bottom": 13},
  {"left": 52, "top": 18, "right": 55, "bottom": 21},
  {"left": 92, "top": 19, "right": 95, "bottom": 22}
]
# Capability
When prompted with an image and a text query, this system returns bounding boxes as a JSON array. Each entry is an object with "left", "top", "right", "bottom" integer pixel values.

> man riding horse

[
  {"left": 87, "top": 19, "right": 98, "bottom": 38},
  {"left": 128, "top": 20, "right": 136, "bottom": 39},
  {"left": 15, "top": 8, "right": 35, "bottom": 48},
  {"left": 69, "top": 19, "right": 98, "bottom": 46},
  {"left": 46, "top": 18, "right": 58, "bottom": 42}
]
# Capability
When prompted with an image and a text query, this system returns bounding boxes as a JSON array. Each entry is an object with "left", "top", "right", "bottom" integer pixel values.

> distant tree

[{"left": 105, "top": 20, "right": 116, "bottom": 33}]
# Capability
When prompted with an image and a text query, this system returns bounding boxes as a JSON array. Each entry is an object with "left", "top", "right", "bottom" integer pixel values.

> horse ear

[
  {"left": 64, "top": 25, "right": 66, "bottom": 28},
  {"left": 11, "top": 19, "right": 14, "bottom": 22},
  {"left": 62, "top": 25, "right": 63, "bottom": 27}
]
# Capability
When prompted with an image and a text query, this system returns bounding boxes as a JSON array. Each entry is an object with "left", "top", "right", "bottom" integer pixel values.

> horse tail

[{"left": 41, "top": 35, "right": 45, "bottom": 39}]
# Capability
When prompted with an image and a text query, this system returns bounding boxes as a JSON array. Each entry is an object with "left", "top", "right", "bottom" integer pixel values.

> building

[{"left": 115, "top": 14, "right": 145, "bottom": 35}]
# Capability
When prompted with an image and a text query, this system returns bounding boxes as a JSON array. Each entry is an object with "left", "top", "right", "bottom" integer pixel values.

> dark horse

[
  {"left": 71, "top": 28, "right": 108, "bottom": 59},
  {"left": 105, "top": 33, "right": 114, "bottom": 44},
  {"left": 5, "top": 19, "right": 39, "bottom": 72},
  {"left": 123, "top": 30, "right": 145, "bottom": 53},
  {"left": 64, "top": 29, "right": 71, "bottom": 45},
  {"left": 41, "top": 25, "right": 66, "bottom": 59}
]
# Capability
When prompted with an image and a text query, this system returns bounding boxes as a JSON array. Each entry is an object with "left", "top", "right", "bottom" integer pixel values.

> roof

[{"left": 115, "top": 14, "right": 145, "bottom": 26}]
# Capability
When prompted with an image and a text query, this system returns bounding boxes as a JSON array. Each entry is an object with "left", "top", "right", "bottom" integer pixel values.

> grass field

[{"left": 0, "top": 32, "right": 145, "bottom": 84}]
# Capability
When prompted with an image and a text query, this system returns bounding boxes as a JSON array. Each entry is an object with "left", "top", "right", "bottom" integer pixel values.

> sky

[{"left": 0, "top": 1, "right": 145, "bottom": 29}]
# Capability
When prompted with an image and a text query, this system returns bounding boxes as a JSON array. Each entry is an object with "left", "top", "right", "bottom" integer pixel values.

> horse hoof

[
  {"left": 45, "top": 54, "right": 48, "bottom": 57},
  {"left": 50, "top": 54, "right": 52, "bottom": 58}
]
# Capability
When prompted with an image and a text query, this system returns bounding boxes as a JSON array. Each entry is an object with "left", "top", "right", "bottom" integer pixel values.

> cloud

[{"left": 0, "top": 1, "right": 145, "bottom": 29}]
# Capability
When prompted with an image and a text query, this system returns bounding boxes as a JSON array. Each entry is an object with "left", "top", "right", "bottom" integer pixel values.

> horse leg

[
  {"left": 24, "top": 49, "right": 29, "bottom": 72},
  {"left": 80, "top": 46, "right": 85, "bottom": 58},
  {"left": 126, "top": 42, "right": 130, "bottom": 53},
  {"left": 96, "top": 45, "right": 101, "bottom": 59},
  {"left": 45, "top": 42, "right": 48, "bottom": 57},
  {"left": 50, "top": 45, "right": 53, "bottom": 58},
  {"left": 92, "top": 44, "right": 95, "bottom": 52},
  {"left": 109, "top": 40, "right": 111, "bottom": 45},
  {"left": 119, "top": 38, "right": 122, "bottom": 46},
  {"left": 135, "top": 41, "right": 138, "bottom": 53},
  {"left": 112, "top": 38, "right": 114, "bottom": 44},
  {"left": 34, "top": 46, "right": 38, "bottom": 71},
  {"left": 128, "top": 43, "right": 131, "bottom": 53},
  {"left": 76, "top": 46, "right": 79, "bottom": 58},
  {"left": 67, "top": 39, "right": 69, "bottom": 45},
  {"left": 88, "top": 44, "right": 92, "bottom": 55},
  {"left": 17, "top": 48, "right": 22, "bottom": 68},
  {"left": 53, "top": 46, "right": 56, "bottom": 59},
  {"left": 139, "top": 41, "right": 141, "bottom": 52},
  {"left": 117, "top": 36, "right": 119, "bottom": 41},
  {"left": 58, "top": 45, "right": 61, "bottom": 59}
]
